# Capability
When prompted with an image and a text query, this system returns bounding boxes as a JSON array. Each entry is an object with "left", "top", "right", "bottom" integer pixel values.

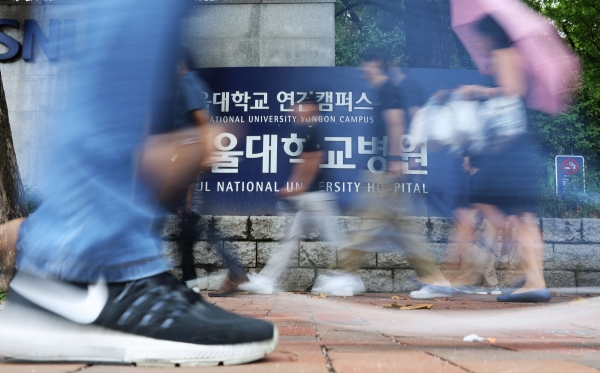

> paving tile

[
  {"left": 272, "top": 310, "right": 313, "bottom": 315},
  {"left": 326, "top": 344, "right": 407, "bottom": 352},
  {"left": 318, "top": 330, "right": 396, "bottom": 345},
  {"left": 311, "top": 313, "right": 363, "bottom": 323},
  {"left": 278, "top": 325, "right": 317, "bottom": 336},
  {"left": 494, "top": 341, "right": 600, "bottom": 351},
  {"left": 66, "top": 367, "right": 135, "bottom": 373},
  {"left": 269, "top": 320, "right": 315, "bottom": 328},
  {"left": 277, "top": 340, "right": 323, "bottom": 348},
  {"left": 451, "top": 359, "right": 598, "bottom": 373},
  {"left": 279, "top": 335, "right": 320, "bottom": 342},
  {"left": 272, "top": 342, "right": 328, "bottom": 364},
  {"left": 83, "top": 362, "right": 328, "bottom": 373},
  {"left": 395, "top": 337, "right": 498, "bottom": 348},
  {"left": 0, "top": 364, "right": 87, "bottom": 373},
  {"left": 428, "top": 348, "right": 600, "bottom": 373},
  {"left": 328, "top": 350, "right": 466, "bottom": 373},
  {"left": 6, "top": 293, "right": 596, "bottom": 373}
]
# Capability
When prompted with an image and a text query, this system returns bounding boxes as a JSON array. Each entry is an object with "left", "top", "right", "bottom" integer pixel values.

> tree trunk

[
  {"left": 404, "top": 0, "right": 454, "bottom": 68},
  {"left": 0, "top": 70, "right": 28, "bottom": 291}
]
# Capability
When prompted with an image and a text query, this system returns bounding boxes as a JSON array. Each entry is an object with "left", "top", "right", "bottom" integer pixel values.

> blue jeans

[{"left": 16, "top": 0, "right": 188, "bottom": 282}]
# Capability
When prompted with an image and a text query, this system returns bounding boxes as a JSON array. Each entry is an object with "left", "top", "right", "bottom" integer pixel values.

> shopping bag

[
  {"left": 138, "top": 127, "right": 205, "bottom": 205},
  {"left": 411, "top": 93, "right": 526, "bottom": 154},
  {"left": 479, "top": 95, "right": 527, "bottom": 152}
]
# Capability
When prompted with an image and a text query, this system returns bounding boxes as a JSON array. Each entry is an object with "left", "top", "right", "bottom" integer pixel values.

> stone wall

[{"left": 161, "top": 216, "right": 600, "bottom": 293}]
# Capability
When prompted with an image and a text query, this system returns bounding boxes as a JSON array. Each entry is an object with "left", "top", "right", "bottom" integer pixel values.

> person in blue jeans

[{"left": 0, "top": 0, "right": 277, "bottom": 366}]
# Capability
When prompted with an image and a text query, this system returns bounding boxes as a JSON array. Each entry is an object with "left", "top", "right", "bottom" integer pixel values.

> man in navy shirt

[
  {"left": 171, "top": 51, "right": 250, "bottom": 295},
  {"left": 312, "top": 49, "right": 450, "bottom": 299}
]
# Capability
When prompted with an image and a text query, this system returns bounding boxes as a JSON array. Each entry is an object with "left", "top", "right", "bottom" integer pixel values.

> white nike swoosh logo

[{"left": 11, "top": 271, "right": 109, "bottom": 324}]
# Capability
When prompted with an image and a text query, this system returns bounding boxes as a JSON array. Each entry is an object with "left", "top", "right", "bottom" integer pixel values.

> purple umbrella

[{"left": 450, "top": 0, "right": 580, "bottom": 115}]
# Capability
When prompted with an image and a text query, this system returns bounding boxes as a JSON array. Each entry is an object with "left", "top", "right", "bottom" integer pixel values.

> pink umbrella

[{"left": 450, "top": 0, "right": 580, "bottom": 115}]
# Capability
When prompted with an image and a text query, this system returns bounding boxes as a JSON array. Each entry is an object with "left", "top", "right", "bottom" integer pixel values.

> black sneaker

[{"left": 0, "top": 271, "right": 278, "bottom": 366}]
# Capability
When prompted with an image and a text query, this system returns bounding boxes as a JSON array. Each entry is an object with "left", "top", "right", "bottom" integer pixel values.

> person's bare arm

[
  {"left": 191, "top": 109, "right": 224, "bottom": 169},
  {"left": 457, "top": 47, "right": 526, "bottom": 99},
  {"left": 279, "top": 151, "right": 324, "bottom": 197},
  {"left": 192, "top": 109, "right": 217, "bottom": 154},
  {"left": 383, "top": 108, "right": 406, "bottom": 177},
  {"left": 493, "top": 48, "right": 526, "bottom": 98},
  {"left": 180, "top": 109, "right": 217, "bottom": 213}
]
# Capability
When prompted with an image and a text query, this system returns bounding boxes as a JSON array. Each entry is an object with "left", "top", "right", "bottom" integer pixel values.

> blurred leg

[
  {"left": 0, "top": 1, "right": 277, "bottom": 365},
  {"left": 259, "top": 204, "right": 307, "bottom": 281},
  {"left": 511, "top": 213, "right": 546, "bottom": 293},
  {"left": 178, "top": 213, "right": 200, "bottom": 282},
  {"left": 15, "top": 0, "right": 187, "bottom": 282},
  {"left": 0, "top": 218, "right": 24, "bottom": 286},
  {"left": 480, "top": 219, "right": 500, "bottom": 287},
  {"left": 390, "top": 181, "right": 446, "bottom": 284}
]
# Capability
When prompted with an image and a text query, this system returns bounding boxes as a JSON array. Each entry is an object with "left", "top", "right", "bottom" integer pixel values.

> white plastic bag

[
  {"left": 409, "top": 94, "right": 457, "bottom": 147},
  {"left": 447, "top": 97, "right": 484, "bottom": 152},
  {"left": 480, "top": 95, "right": 527, "bottom": 139},
  {"left": 410, "top": 93, "right": 525, "bottom": 154}
]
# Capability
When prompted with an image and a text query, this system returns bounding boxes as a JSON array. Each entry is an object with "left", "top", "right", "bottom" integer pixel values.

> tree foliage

[
  {"left": 522, "top": 0, "right": 600, "bottom": 214},
  {"left": 335, "top": 0, "right": 405, "bottom": 66},
  {"left": 335, "top": 0, "right": 474, "bottom": 69}
]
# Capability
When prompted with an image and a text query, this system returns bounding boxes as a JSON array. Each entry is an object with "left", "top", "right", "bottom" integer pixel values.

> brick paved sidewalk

[{"left": 2, "top": 292, "right": 600, "bottom": 372}]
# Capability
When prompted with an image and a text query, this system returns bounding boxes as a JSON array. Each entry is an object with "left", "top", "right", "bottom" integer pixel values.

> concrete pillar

[{"left": 186, "top": 0, "right": 336, "bottom": 67}]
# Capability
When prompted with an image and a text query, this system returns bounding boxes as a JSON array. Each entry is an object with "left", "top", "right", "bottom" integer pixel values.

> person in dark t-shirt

[
  {"left": 394, "top": 70, "right": 427, "bottom": 131},
  {"left": 238, "top": 94, "right": 348, "bottom": 295},
  {"left": 173, "top": 66, "right": 210, "bottom": 131},
  {"left": 161, "top": 51, "right": 249, "bottom": 295},
  {"left": 312, "top": 48, "right": 451, "bottom": 299}
]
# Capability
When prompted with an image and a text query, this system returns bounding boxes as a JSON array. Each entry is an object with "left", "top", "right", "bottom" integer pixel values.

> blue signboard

[
  {"left": 194, "top": 67, "right": 485, "bottom": 215},
  {"left": 555, "top": 155, "right": 585, "bottom": 197}
]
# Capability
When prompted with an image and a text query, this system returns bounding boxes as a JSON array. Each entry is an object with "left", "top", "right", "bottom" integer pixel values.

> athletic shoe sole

[
  {"left": 311, "top": 286, "right": 355, "bottom": 297},
  {"left": 453, "top": 288, "right": 481, "bottom": 295},
  {"left": 237, "top": 284, "right": 276, "bottom": 295},
  {"left": 0, "top": 300, "right": 278, "bottom": 367},
  {"left": 409, "top": 292, "right": 451, "bottom": 299}
]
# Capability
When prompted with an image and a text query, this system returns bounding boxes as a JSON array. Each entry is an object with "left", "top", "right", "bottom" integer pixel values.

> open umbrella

[{"left": 450, "top": 0, "right": 580, "bottom": 115}]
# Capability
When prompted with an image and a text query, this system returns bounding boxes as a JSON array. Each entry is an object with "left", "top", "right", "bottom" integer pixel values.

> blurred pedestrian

[
  {"left": 239, "top": 94, "right": 348, "bottom": 294},
  {"left": 168, "top": 50, "right": 249, "bottom": 296},
  {"left": 455, "top": 15, "right": 549, "bottom": 302},
  {"left": 451, "top": 155, "right": 501, "bottom": 295},
  {"left": 153, "top": 50, "right": 214, "bottom": 284},
  {"left": 0, "top": 0, "right": 277, "bottom": 365},
  {"left": 312, "top": 49, "right": 451, "bottom": 299}
]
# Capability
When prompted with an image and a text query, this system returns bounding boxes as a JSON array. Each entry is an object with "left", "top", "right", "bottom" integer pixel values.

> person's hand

[
  {"left": 277, "top": 189, "right": 292, "bottom": 198},
  {"left": 388, "top": 160, "right": 403, "bottom": 178},
  {"left": 455, "top": 85, "right": 478, "bottom": 100},
  {"left": 456, "top": 85, "right": 494, "bottom": 100},
  {"left": 200, "top": 154, "right": 218, "bottom": 171},
  {"left": 277, "top": 183, "right": 306, "bottom": 198},
  {"left": 177, "top": 201, "right": 194, "bottom": 218}
]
